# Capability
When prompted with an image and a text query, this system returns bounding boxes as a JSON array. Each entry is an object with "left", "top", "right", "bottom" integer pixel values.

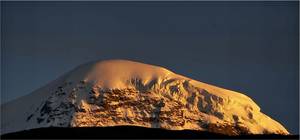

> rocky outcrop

[{"left": 1, "top": 60, "right": 289, "bottom": 135}]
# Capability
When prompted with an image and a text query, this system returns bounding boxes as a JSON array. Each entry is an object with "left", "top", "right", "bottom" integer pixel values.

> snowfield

[{"left": 1, "top": 59, "right": 289, "bottom": 135}]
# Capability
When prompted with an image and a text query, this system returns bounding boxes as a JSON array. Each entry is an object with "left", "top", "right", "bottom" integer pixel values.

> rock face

[{"left": 1, "top": 60, "right": 289, "bottom": 135}]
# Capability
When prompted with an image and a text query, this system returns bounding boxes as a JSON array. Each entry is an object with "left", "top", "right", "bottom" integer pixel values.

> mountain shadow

[{"left": 1, "top": 126, "right": 298, "bottom": 139}]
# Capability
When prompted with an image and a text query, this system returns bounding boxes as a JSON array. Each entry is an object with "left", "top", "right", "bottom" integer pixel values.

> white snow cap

[{"left": 1, "top": 59, "right": 289, "bottom": 135}]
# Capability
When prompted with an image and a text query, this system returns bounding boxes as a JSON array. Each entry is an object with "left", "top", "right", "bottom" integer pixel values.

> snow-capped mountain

[{"left": 1, "top": 59, "right": 289, "bottom": 135}]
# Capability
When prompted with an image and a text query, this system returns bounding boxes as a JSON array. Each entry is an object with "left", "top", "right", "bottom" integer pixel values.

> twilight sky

[{"left": 1, "top": 1, "right": 299, "bottom": 134}]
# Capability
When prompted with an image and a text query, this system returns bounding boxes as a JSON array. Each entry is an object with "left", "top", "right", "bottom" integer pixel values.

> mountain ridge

[{"left": 1, "top": 59, "right": 289, "bottom": 135}]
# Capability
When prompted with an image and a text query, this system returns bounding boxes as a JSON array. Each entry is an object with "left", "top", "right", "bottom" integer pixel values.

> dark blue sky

[{"left": 1, "top": 1, "right": 299, "bottom": 134}]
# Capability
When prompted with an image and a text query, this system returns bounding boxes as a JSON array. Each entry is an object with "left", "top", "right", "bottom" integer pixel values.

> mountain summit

[{"left": 1, "top": 59, "right": 289, "bottom": 135}]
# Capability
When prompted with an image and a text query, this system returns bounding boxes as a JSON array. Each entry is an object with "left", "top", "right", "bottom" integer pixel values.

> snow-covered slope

[{"left": 1, "top": 60, "right": 289, "bottom": 135}]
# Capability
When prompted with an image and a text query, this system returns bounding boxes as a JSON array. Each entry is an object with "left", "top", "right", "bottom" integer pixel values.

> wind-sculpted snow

[{"left": 1, "top": 60, "right": 289, "bottom": 135}]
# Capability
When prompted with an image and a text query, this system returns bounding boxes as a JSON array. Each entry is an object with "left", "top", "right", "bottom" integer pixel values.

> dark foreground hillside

[{"left": 1, "top": 126, "right": 298, "bottom": 139}]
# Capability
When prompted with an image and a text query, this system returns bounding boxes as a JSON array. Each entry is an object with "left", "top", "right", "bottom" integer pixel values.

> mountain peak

[
  {"left": 66, "top": 59, "right": 174, "bottom": 90},
  {"left": 1, "top": 59, "right": 289, "bottom": 135}
]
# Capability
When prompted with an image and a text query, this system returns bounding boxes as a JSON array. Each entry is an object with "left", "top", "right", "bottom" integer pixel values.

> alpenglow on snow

[{"left": 1, "top": 60, "right": 289, "bottom": 135}]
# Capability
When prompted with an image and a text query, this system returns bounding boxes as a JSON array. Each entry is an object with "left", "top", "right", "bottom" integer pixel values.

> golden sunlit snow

[{"left": 1, "top": 60, "right": 289, "bottom": 135}]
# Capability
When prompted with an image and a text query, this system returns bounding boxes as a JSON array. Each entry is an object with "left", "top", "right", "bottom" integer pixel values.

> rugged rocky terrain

[{"left": 1, "top": 59, "right": 289, "bottom": 136}]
